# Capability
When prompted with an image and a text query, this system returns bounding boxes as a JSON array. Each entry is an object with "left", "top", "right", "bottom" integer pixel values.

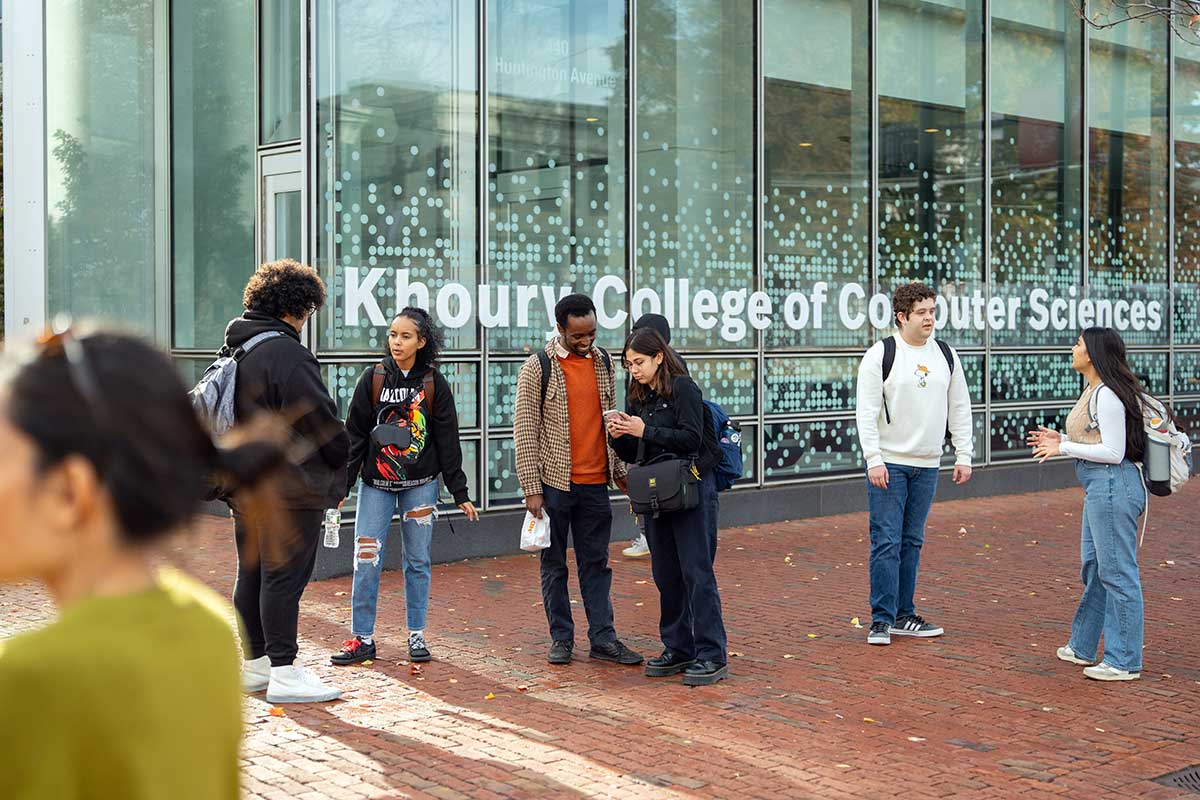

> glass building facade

[{"left": 6, "top": 0, "right": 1200, "bottom": 518}]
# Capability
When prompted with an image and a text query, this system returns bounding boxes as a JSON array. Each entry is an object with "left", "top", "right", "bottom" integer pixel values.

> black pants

[
  {"left": 644, "top": 471, "right": 727, "bottom": 663},
  {"left": 540, "top": 483, "right": 617, "bottom": 645},
  {"left": 233, "top": 508, "right": 323, "bottom": 667}
]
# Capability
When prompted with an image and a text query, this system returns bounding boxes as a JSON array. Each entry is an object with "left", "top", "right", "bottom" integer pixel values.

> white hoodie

[{"left": 855, "top": 336, "right": 974, "bottom": 470}]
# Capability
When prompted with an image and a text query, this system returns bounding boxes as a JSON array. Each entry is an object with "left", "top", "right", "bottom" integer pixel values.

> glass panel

[
  {"left": 735, "top": 423, "right": 757, "bottom": 485},
  {"left": 941, "top": 411, "right": 986, "bottom": 467},
  {"left": 488, "top": 0, "right": 626, "bottom": 352},
  {"left": 274, "top": 190, "right": 302, "bottom": 261},
  {"left": 990, "top": 407, "right": 1070, "bottom": 461},
  {"left": 763, "top": 0, "right": 870, "bottom": 350},
  {"left": 687, "top": 358, "right": 756, "bottom": 417},
  {"left": 261, "top": 0, "right": 301, "bottom": 143},
  {"left": 438, "top": 361, "right": 480, "bottom": 430},
  {"left": 1173, "top": 352, "right": 1200, "bottom": 396},
  {"left": 488, "top": 356, "right": 626, "bottom": 428},
  {"left": 1175, "top": 44, "right": 1200, "bottom": 343},
  {"left": 1175, "top": 400, "right": 1200, "bottom": 443},
  {"left": 763, "top": 418, "right": 860, "bottom": 481},
  {"left": 171, "top": 0, "right": 256, "bottom": 350},
  {"left": 635, "top": 0, "right": 755, "bottom": 351},
  {"left": 990, "top": 2, "right": 1083, "bottom": 347},
  {"left": 316, "top": 0, "right": 478, "bottom": 352},
  {"left": 765, "top": 355, "right": 858, "bottom": 415},
  {"left": 877, "top": 0, "right": 986, "bottom": 347},
  {"left": 174, "top": 357, "right": 212, "bottom": 388},
  {"left": 46, "top": 0, "right": 156, "bottom": 333},
  {"left": 991, "top": 352, "right": 1079, "bottom": 404},
  {"left": 959, "top": 352, "right": 985, "bottom": 401},
  {"left": 1128, "top": 351, "right": 1167, "bottom": 397},
  {"left": 488, "top": 436, "right": 525, "bottom": 503},
  {"left": 439, "top": 439, "right": 480, "bottom": 508},
  {"left": 1087, "top": 18, "right": 1169, "bottom": 346}
]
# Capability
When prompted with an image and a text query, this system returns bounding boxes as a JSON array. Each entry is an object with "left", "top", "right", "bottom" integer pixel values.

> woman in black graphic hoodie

[{"left": 331, "top": 307, "right": 478, "bottom": 667}]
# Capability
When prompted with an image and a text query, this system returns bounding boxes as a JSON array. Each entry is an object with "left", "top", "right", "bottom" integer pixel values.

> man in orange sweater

[{"left": 513, "top": 294, "right": 642, "bottom": 667}]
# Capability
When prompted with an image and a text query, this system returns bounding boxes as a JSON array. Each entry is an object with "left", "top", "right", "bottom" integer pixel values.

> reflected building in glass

[{"left": 5, "top": 0, "right": 1199, "bottom": 530}]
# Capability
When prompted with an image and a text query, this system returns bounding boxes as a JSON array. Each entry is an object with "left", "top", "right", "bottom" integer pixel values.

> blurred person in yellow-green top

[{"left": 0, "top": 325, "right": 291, "bottom": 800}]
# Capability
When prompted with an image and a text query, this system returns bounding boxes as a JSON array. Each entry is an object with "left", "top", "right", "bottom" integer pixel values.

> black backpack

[{"left": 880, "top": 335, "right": 955, "bottom": 439}]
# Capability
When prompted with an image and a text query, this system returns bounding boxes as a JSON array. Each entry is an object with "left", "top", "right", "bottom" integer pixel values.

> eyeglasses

[{"left": 36, "top": 319, "right": 112, "bottom": 457}]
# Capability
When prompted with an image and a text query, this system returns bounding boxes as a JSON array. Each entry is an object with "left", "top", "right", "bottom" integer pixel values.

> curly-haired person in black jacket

[{"left": 225, "top": 260, "right": 350, "bottom": 704}]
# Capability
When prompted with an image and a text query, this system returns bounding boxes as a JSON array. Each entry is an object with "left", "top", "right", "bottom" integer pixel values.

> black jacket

[
  {"left": 225, "top": 312, "right": 350, "bottom": 509},
  {"left": 611, "top": 375, "right": 707, "bottom": 466},
  {"left": 343, "top": 359, "right": 471, "bottom": 504}
]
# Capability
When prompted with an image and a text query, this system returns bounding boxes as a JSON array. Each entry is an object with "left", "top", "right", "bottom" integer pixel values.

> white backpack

[{"left": 1087, "top": 387, "right": 1193, "bottom": 497}]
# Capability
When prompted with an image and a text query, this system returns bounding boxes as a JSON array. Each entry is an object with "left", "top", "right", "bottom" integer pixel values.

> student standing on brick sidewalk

[
  {"left": 1028, "top": 328, "right": 1149, "bottom": 682},
  {"left": 514, "top": 294, "right": 643, "bottom": 667},
  {"left": 0, "top": 328, "right": 291, "bottom": 799},
  {"left": 609, "top": 327, "right": 728, "bottom": 685},
  {"left": 332, "top": 307, "right": 479, "bottom": 668},
  {"left": 225, "top": 261, "right": 349, "bottom": 703},
  {"left": 855, "top": 282, "right": 974, "bottom": 646}
]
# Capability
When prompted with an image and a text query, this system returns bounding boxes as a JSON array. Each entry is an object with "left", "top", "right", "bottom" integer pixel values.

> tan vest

[{"left": 1065, "top": 385, "right": 1103, "bottom": 444}]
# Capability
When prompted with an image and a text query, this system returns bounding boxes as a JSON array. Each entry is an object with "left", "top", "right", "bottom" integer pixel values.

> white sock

[
  {"left": 409, "top": 630, "right": 424, "bottom": 639},
  {"left": 359, "top": 636, "right": 373, "bottom": 645}
]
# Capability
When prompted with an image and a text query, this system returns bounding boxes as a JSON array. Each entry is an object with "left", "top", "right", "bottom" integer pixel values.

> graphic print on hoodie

[{"left": 375, "top": 383, "right": 429, "bottom": 483}]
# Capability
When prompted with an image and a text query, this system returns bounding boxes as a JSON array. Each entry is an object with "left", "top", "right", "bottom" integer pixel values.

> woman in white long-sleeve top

[{"left": 1027, "top": 328, "right": 1150, "bottom": 682}]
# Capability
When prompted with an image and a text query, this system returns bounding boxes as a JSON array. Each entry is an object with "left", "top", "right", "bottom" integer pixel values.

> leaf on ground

[
  {"left": 782, "top": 654, "right": 795, "bottom": 659},
  {"left": 449, "top": 678, "right": 458, "bottom": 684},
  {"left": 517, "top": 685, "right": 529, "bottom": 692},
  {"left": 806, "top": 633, "right": 818, "bottom": 639},
  {"left": 906, "top": 736, "right": 925, "bottom": 742},
  {"left": 334, "top": 591, "right": 347, "bottom": 596},
  {"left": 269, "top": 707, "right": 286, "bottom": 717},
  {"left": 835, "top": 764, "right": 852, "bottom": 770},
  {"left": 784, "top": 556, "right": 792, "bottom": 563},
  {"left": 957, "top": 527, "right": 967, "bottom": 534},
  {"left": 862, "top": 717, "right": 876, "bottom": 723},
  {"left": 850, "top": 617, "right": 863, "bottom": 628},
  {"left": 729, "top": 651, "right": 744, "bottom": 657},
  {"left": 362, "top": 660, "right": 374, "bottom": 666},
  {"left": 636, "top": 580, "right": 648, "bottom": 585},
  {"left": 410, "top": 664, "right": 422, "bottom": 676},
  {"left": 485, "top": 692, "right": 495, "bottom": 700}
]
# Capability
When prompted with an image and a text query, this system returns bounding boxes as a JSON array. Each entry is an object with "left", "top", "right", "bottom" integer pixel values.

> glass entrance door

[{"left": 261, "top": 150, "right": 304, "bottom": 263}]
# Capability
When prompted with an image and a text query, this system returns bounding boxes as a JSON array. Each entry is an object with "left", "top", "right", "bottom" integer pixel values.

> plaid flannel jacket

[{"left": 513, "top": 339, "right": 628, "bottom": 497}]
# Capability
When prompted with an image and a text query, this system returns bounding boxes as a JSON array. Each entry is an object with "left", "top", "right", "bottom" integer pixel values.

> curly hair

[
  {"left": 891, "top": 281, "right": 937, "bottom": 324},
  {"left": 387, "top": 307, "right": 444, "bottom": 368},
  {"left": 242, "top": 260, "right": 326, "bottom": 320},
  {"left": 554, "top": 293, "right": 597, "bottom": 329}
]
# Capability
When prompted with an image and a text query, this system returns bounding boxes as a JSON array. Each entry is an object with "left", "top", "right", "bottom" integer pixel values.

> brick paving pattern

[{"left": 3, "top": 483, "right": 1198, "bottom": 799}]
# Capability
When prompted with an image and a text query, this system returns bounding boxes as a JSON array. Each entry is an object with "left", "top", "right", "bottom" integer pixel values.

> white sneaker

[
  {"left": 1055, "top": 645, "right": 1093, "bottom": 666},
  {"left": 622, "top": 534, "right": 650, "bottom": 558},
  {"left": 1083, "top": 662, "right": 1140, "bottom": 682},
  {"left": 241, "top": 655, "right": 270, "bottom": 693},
  {"left": 266, "top": 662, "right": 342, "bottom": 703}
]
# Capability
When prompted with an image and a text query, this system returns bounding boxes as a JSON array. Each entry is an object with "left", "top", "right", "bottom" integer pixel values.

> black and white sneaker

[
  {"left": 408, "top": 631, "right": 432, "bottom": 663},
  {"left": 867, "top": 621, "right": 891, "bottom": 646},
  {"left": 889, "top": 615, "right": 943, "bottom": 638}
]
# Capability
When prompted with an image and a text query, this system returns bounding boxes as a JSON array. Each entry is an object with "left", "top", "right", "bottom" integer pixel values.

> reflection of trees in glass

[
  {"left": 46, "top": 0, "right": 156, "bottom": 330},
  {"left": 1074, "top": 0, "right": 1200, "bottom": 46}
]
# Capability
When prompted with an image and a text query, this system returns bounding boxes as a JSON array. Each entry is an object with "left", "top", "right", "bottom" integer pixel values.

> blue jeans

[
  {"left": 867, "top": 464, "right": 939, "bottom": 626},
  {"left": 351, "top": 481, "right": 440, "bottom": 635},
  {"left": 1068, "top": 459, "right": 1146, "bottom": 672}
]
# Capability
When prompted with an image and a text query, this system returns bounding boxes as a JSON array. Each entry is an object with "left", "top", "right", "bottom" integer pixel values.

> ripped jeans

[{"left": 351, "top": 480, "right": 440, "bottom": 635}]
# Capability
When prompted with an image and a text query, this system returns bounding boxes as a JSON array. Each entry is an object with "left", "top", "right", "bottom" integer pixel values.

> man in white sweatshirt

[{"left": 855, "top": 282, "right": 974, "bottom": 646}]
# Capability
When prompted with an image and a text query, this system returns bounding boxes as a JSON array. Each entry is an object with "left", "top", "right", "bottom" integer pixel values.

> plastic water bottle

[{"left": 323, "top": 508, "right": 341, "bottom": 548}]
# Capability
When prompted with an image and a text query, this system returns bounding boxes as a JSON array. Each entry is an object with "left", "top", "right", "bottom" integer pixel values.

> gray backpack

[{"left": 189, "top": 331, "right": 284, "bottom": 436}]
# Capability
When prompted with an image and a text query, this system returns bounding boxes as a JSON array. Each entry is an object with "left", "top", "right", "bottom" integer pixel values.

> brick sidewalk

[{"left": 3, "top": 483, "right": 1198, "bottom": 799}]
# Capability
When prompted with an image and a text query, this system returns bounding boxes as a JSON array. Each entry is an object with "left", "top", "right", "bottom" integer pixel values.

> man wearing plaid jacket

[{"left": 514, "top": 294, "right": 643, "bottom": 668}]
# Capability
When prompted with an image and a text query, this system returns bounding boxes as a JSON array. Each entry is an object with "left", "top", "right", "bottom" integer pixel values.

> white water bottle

[{"left": 323, "top": 508, "right": 341, "bottom": 548}]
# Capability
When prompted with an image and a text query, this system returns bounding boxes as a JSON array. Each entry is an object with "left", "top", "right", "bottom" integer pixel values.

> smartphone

[{"left": 603, "top": 409, "right": 624, "bottom": 422}]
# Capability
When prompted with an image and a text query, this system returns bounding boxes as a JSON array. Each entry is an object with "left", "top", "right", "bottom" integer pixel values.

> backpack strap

[
  {"left": 233, "top": 330, "right": 285, "bottom": 361},
  {"left": 537, "top": 350, "right": 552, "bottom": 414},
  {"left": 371, "top": 364, "right": 386, "bottom": 410},
  {"left": 373, "top": 363, "right": 437, "bottom": 412},
  {"left": 881, "top": 336, "right": 896, "bottom": 425},
  {"left": 1085, "top": 383, "right": 1104, "bottom": 433},
  {"left": 934, "top": 338, "right": 955, "bottom": 376}
]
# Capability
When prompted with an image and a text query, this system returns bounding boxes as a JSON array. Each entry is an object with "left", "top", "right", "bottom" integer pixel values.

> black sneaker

[
  {"left": 867, "top": 621, "right": 891, "bottom": 646},
  {"left": 682, "top": 660, "right": 728, "bottom": 686},
  {"left": 644, "top": 650, "right": 696, "bottom": 677},
  {"left": 889, "top": 615, "right": 944, "bottom": 638},
  {"left": 331, "top": 636, "right": 376, "bottom": 666},
  {"left": 589, "top": 639, "right": 644, "bottom": 666},
  {"left": 548, "top": 639, "right": 574, "bottom": 664},
  {"left": 408, "top": 632, "right": 432, "bottom": 662}
]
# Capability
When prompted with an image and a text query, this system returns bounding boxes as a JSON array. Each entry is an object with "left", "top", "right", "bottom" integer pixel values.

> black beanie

[{"left": 632, "top": 313, "right": 671, "bottom": 345}]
